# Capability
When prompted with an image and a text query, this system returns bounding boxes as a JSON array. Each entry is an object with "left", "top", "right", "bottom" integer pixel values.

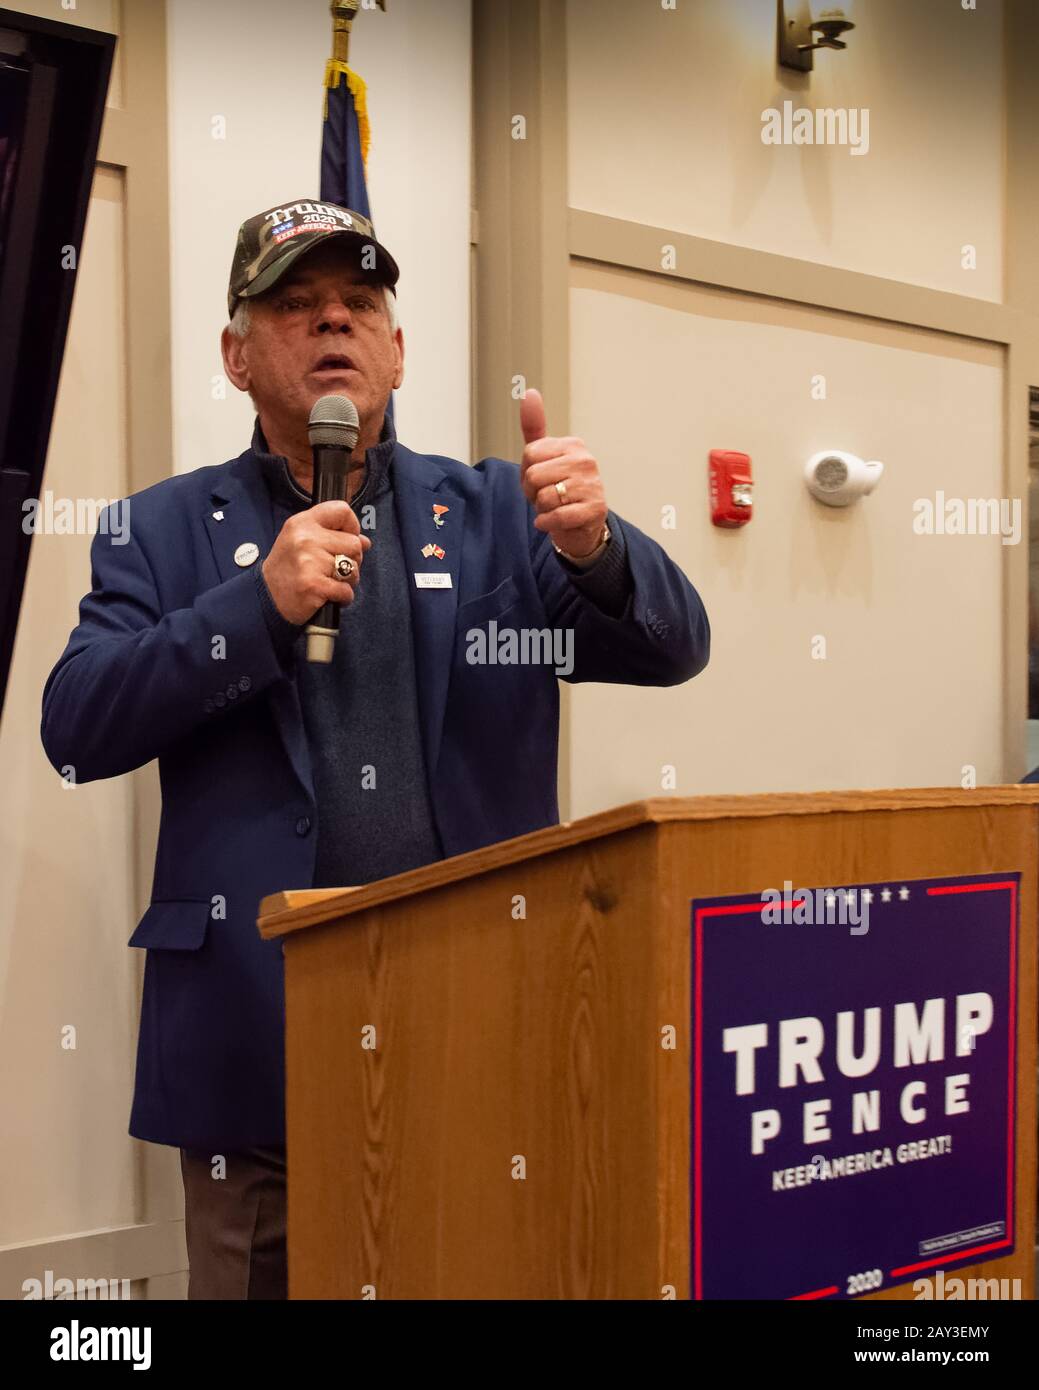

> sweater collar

[{"left": 252, "top": 409, "right": 397, "bottom": 508}]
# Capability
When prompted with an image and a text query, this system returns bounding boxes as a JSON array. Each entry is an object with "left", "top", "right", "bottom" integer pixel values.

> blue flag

[
  {"left": 321, "top": 59, "right": 394, "bottom": 423},
  {"left": 320, "top": 61, "right": 370, "bottom": 214}
]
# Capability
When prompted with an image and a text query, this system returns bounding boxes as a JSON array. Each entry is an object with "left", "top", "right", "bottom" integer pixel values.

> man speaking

[{"left": 40, "top": 198, "right": 710, "bottom": 1299}]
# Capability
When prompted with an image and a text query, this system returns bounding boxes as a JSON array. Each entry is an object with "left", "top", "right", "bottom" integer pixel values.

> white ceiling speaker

[{"left": 804, "top": 450, "right": 884, "bottom": 507}]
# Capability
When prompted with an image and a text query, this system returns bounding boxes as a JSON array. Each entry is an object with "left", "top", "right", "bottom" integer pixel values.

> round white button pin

[{"left": 234, "top": 542, "right": 260, "bottom": 567}]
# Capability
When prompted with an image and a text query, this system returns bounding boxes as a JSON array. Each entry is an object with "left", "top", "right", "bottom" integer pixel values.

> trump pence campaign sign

[{"left": 690, "top": 872, "right": 1018, "bottom": 1300}]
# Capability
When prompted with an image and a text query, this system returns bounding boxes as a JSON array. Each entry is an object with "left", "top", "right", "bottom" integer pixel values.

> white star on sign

[
  {"left": 881, "top": 887, "right": 892, "bottom": 903},
  {"left": 898, "top": 886, "right": 910, "bottom": 901}
]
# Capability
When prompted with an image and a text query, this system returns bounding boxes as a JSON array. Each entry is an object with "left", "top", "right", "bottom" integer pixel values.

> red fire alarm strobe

[{"left": 709, "top": 449, "right": 753, "bottom": 527}]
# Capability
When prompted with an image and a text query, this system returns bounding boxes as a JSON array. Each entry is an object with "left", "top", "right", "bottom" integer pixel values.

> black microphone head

[{"left": 308, "top": 394, "right": 360, "bottom": 450}]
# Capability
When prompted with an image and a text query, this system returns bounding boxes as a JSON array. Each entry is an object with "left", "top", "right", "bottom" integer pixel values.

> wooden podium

[{"left": 257, "top": 789, "right": 1038, "bottom": 1300}]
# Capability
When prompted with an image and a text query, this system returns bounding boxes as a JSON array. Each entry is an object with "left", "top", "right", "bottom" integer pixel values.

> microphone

[{"left": 305, "top": 393, "right": 360, "bottom": 664}]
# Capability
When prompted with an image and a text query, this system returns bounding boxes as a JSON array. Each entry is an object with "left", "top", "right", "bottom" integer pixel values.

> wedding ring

[
  {"left": 555, "top": 480, "right": 569, "bottom": 505},
  {"left": 333, "top": 553, "right": 356, "bottom": 581}
]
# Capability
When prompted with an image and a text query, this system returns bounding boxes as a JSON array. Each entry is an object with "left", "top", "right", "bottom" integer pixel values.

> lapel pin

[
  {"left": 432, "top": 544, "right": 445, "bottom": 560},
  {"left": 432, "top": 504, "right": 449, "bottom": 528},
  {"left": 212, "top": 510, "right": 224, "bottom": 522},
  {"left": 421, "top": 543, "right": 435, "bottom": 558},
  {"left": 234, "top": 542, "right": 260, "bottom": 567}
]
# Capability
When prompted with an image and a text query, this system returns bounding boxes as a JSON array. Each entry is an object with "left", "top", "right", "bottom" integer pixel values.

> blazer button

[
  {"left": 226, "top": 684, "right": 239, "bottom": 700},
  {"left": 296, "top": 816, "right": 312, "bottom": 836},
  {"left": 214, "top": 692, "right": 227, "bottom": 708},
  {"left": 238, "top": 676, "right": 252, "bottom": 693}
]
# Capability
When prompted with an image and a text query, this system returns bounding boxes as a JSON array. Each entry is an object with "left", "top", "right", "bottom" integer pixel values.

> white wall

[
  {"left": 568, "top": 0, "right": 1004, "bottom": 301},
  {"left": 166, "top": 0, "right": 471, "bottom": 476},
  {"left": 568, "top": 265, "right": 1005, "bottom": 814},
  {"left": 564, "top": 0, "right": 1011, "bottom": 815},
  {"left": 0, "top": 169, "right": 143, "bottom": 1247}
]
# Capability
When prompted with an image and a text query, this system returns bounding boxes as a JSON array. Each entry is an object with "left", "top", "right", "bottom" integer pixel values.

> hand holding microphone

[{"left": 261, "top": 395, "right": 370, "bottom": 658}]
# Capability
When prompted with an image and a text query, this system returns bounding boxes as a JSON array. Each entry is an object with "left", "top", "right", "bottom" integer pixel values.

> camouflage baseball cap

[{"left": 227, "top": 198, "right": 400, "bottom": 317}]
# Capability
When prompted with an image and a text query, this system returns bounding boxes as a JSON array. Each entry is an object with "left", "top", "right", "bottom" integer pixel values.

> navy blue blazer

[{"left": 41, "top": 436, "right": 710, "bottom": 1149}]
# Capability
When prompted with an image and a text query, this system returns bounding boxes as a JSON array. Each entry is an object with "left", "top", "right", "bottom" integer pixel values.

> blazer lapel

[
  {"left": 202, "top": 454, "right": 314, "bottom": 801},
  {"left": 393, "top": 445, "right": 465, "bottom": 781}
]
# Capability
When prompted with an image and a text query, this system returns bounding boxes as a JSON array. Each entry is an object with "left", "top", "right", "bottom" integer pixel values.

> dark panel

[{"left": 0, "top": 8, "right": 114, "bottom": 724}]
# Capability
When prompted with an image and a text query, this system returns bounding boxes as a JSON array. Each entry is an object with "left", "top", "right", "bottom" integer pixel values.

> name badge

[{"left": 414, "top": 572, "right": 452, "bottom": 589}]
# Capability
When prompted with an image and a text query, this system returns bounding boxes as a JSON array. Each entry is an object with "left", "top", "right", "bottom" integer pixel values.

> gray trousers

[{"left": 179, "top": 1146, "right": 288, "bottom": 1300}]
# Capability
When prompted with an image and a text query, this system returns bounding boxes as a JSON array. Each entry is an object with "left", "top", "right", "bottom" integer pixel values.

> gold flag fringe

[{"left": 322, "top": 59, "right": 371, "bottom": 169}]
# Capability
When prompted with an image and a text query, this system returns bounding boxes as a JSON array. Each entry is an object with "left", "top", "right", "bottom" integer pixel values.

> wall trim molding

[
  {"left": 472, "top": 0, "right": 573, "bottom": 814},
  {"left": 0, "top": 1219, "right": 186, "bottom": 1300},
  {"left": 568, "top": 208, "right": 1022, "bottom": 347}
]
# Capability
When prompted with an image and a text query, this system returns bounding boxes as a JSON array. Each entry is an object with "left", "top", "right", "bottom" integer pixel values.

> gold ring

[
  {"left": 333, "top": 553, "right": 356, "bottom": 581},
  {"left": 555, "top": 480, "right": 569, "bottom": 505}
]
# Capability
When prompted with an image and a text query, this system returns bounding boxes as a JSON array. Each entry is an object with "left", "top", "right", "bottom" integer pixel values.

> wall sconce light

[{"left": 778, "top": 0, "right": 856, "bottom": 73}]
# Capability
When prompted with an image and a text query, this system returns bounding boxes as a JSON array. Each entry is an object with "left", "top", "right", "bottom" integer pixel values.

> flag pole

[
  {"left": 323, "top": 0, "right": 394, "bottom": 423},
  {"left": 330, "top": 1, "right": 358, "bottom": 65},
  {"left": 330, "top": 0, "right": 386, "bottom": 66}
]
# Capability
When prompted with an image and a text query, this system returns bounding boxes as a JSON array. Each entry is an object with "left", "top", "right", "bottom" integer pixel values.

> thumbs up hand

[{"left": 519, "top": 388, "right": 608, "bottom": 559}]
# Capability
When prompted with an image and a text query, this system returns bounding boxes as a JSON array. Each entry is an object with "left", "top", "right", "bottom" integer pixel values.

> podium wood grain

[{"left": 258, "top": 790, "right": 1039, "bottom": 1300}]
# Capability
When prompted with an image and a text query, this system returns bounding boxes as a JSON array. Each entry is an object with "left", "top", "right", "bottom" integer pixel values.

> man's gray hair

[{"left": 228, "top": 283, "right": 399, "bottom": 338}]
